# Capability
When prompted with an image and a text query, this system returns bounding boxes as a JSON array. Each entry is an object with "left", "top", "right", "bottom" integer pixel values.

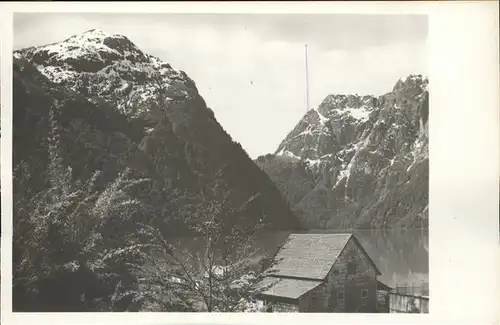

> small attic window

[{"left": 361, "top": 289, "right": 368, "bottom": 299}]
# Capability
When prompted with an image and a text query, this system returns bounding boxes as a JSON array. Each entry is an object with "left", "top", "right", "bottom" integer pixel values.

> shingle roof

[
  {"left": 377, "top": 280, "right": 393, "bottom": 291},
  {"left": 267, "top": 233, "right": 352, "bottom": 280},
  {"left": 257, "top": 277, "right": 323, "bottom": 300}
]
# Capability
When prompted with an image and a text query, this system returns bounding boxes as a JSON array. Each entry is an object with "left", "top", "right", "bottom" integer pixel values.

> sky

[{"left": 14, "top": 13, "right": 428, "bottom": 158}]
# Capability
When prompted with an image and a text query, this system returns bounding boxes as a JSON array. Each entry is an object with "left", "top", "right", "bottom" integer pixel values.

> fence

[
  {"left": 388, "top": 292, "right": 429, "bottom": 313},
  {"left": 393, "top": 282, "right": 429, "bottom": 297}
]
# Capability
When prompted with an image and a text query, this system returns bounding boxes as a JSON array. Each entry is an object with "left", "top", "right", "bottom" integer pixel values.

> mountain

[
  {"left": 256, "top": 75, "right": 429, "bottom": 229},
  {"left": 13, "top": 29, "right": 300, "bottom": 233}
]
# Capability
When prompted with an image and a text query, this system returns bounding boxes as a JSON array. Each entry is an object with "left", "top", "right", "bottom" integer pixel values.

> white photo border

[{"left": 1, "top": 1, "right": 499, "bottom": 325}]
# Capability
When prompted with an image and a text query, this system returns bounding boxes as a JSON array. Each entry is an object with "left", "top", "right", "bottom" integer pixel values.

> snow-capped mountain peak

[
  {"left": 14, "top": 29, "right": 197, "bottom": 119},
  {"left": 64, "top": 28, "right": 113, "bottom": 42},
  {"left": 14, "top": 30, "right": 301, "bottom": 241},
  {"left": 261, "top": 74, "right": 429, "bottom": 229},
  {"left": 394, "top": 73, "right": 429, "bottom": 92},
  {"left": 18, "top": 28, "right": 147, "bottom": 68}
]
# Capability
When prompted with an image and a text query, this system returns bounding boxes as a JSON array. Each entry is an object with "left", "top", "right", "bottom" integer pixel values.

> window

[
  {"left": 337, "top": 291, "right": 345, "bottom": 301},
  {"left": 361, "top": 289, "right": 368, "bottom": 299},
  {"left": 347, "top": 261, "right": 358, "bottom": 275},
  {"left": 333, "top": 269, "right": 339, "bottom": 276}
]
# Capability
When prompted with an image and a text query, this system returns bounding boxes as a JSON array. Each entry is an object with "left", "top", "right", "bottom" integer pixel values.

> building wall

[
  {"left": 299, "top": 237, "right": 378, "bottom": 313},
  {"left": 389, "top": 293, "right": 429, "bottom": 313},
  {"left": 298, "top": 282, "right": 328, "bottom": 312},
  {"left": 270, "top": 301, "right": 299, "bottom": 312},
  {"left": 377, "top": 290, "right": 390, "bottom": 313}
]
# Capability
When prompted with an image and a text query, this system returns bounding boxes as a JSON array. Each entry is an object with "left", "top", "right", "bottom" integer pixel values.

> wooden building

[
  {"left": 257, "top": 233, "right": 382, "bottom": 313},
  {"left": 376, "top": 280, "right": 393, "bottom": 313}
]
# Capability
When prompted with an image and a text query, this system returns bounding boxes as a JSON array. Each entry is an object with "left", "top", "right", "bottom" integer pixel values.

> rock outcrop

[{"left": 257, "top": 75, "right": 429, "bottom": 229}]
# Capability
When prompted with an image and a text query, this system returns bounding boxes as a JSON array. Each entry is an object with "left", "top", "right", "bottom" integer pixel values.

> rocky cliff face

[
  {"left": 14, "top": 29, "right": 300, "bottom": 233},
  {"left": 256, "top": 75, "right": 429, "bottom": 229}
]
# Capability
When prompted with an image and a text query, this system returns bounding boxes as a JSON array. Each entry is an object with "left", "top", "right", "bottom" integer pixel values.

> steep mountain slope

[
  {"left": 256, "top": 75, "right": 429, "bottom": 229},
  {"left": 14, "top": 29, "right": 300, "bottom": 233}
]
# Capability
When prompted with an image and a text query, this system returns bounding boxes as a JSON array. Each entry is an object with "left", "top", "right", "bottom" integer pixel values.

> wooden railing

[{"left": 393, "top": 282, "right": 429, "bottom": 296}]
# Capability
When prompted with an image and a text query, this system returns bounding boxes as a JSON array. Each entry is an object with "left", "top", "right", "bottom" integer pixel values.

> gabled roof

[
  {"left": 377, "top": 280, "right": 393, "bottom": 291},
  {"left": 267, "top": 233, "right": 352, "bottom": 280},
  {"left": 350, "top": 234, "right": 382, "bottom": 276},
  {"left": 257, "top": 277, "right": 323, "bottom": 300},
  {"left": 267, "top": 233, "right": 381, "bottom": 280}
]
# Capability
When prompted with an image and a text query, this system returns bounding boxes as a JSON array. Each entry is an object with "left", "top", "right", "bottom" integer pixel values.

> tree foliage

[
  {"left": 13, "top": 105, "right": 271, "bottom": 312},
  {"left": 12, "top": 62, "right": 284, "bottom": 312},
  {"left": 13, "top": 105, "right": 150, "bottom": 311},
  {"left": 135, "top": 176, "right": 271, "bottom": 312}
]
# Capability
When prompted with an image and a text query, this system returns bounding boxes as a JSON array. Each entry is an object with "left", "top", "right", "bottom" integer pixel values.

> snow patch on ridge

[
  {"left": 37, "top": 65, "right": 78, "bottom": 84},
  {"left": 304, "top": 158, "right": 322, "bottom": 168},
  {"left": 40, "top": 29, "right": 123, "bottom": 62},
  {"left": 315, "top": 109, "right": 329, "bottom": 125},
  {"left": 15, "top": 29, "right": 195, "bottom": 119},
  {"left": 295, "top": 128, "right": 313, "bottom": 138},
  {"left": 334, "top": 137, "right": 370, "bottom": 188},
  {"left": 343, "top": 106, "right": 371, "bottom": 122},
  {"left": 282, "top": 150, "right": 301, "bottom": 160},
  {"left": 275, "top": 148, "right": 301, "bottom": 160}
]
